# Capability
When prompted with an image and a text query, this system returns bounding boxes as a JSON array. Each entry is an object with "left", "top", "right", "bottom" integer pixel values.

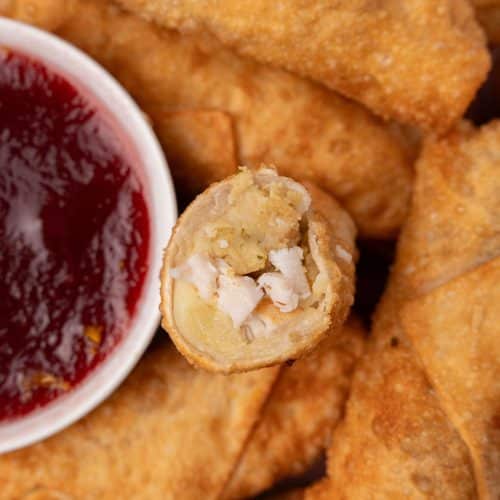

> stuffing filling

[{"left": 170, "top": 170, "right": 319, "bottom": 341}]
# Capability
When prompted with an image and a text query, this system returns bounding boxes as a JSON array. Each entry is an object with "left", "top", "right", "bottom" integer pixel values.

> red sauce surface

[{"left": 0, "top": 49, "right": 150, "bottom": 421}]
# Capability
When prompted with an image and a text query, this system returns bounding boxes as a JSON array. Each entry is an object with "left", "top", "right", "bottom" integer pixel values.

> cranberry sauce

[{"left": 0, "top": 49, "right": 150, "bottom": 420}]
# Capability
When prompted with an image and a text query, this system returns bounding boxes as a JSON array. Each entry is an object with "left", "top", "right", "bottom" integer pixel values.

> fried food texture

[
  {"left": 304, "top": 121, "right": 500, "bottom": 499},
  {"left": 161, "top": 168, "right": 356, "bottom": 372},
  {"left": 0, "top": 343, "right": 280, "bottom": 499},
  {"left": 222, "top": 317, "right": 366, "bottom": 499},
  {"left": 2, "top": 0, "right": 415, "bottom": 238},
  {"left": 115, "top": 0, "right": 490, "bottom": 132}
]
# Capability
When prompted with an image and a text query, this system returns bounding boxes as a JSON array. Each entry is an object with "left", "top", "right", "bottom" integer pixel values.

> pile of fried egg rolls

[
  {"left": 0, "top": 321, "right": 365, "bottom": 498},
  {"left": 299, "top": 121, "right": 500, "bottom": 500},
  {"left": 115, "top": 0, "right": 490, "bottom": 132},
  {"left": 2, "top": 0, "right": 416, "bottom": 239},
  {"left": 1, "top": 0, "right": 499, "bottom": 498}
]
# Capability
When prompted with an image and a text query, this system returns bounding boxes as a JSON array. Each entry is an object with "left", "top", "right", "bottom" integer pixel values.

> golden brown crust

[
  {"left": 115, "top": 0, "right": 490, "bottom": 132},
  {"left": 222, "top": 317, "right": 366, "bottom": 499},
  {"left": 0, "top": 0, "right": 76, "bottom": 30},
  {"left": 393, "top": 120, "right": 500, "bottom": 295},
  {"left": 401, "top": 259, "right": 500, "bottom": 500},
  {"left": 2, "top": 0, "right": 414, "bottom": 238},
  {"left": 161, "top": 170, "right": 356, "bottom": 373},
  {"left": 305, "top": 121, "right": 500, "bottom": 499},
  {"left": 0, "top": 342, "right": 280, "bottom": 499},
  {"left": 309, "top": 296, "right": 477, "bottom": 500},
  {"left": 303, "top": 182, "right": 358, "bottom": 267}
]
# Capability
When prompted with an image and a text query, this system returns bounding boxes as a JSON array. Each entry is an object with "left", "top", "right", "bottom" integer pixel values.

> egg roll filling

[{"left": 169, "top": 169, "right": 327, "bottom": 343}]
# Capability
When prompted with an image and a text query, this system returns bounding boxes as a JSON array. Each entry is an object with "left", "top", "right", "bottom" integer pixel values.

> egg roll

[
  {"left": 305, "top": 121, "right": 500, "bottom": 499},
  {"left": 114, "top": 0, "right": 490, "bottom": 132},
  {"left": 307, "top": 294, "right": 478, "bottom": 499},
  {"left": 401, "top": 260, "right": 500, "bottom": 499},
  {"left": 0, "top": 319, "right": 365, "bottom": 500},
  {"left": 0, "top": 341, "right": 280, "bottom": 500},
  {"left": 162, "top": 168, "right": 356, "bottom": 372},
  {"left": 2, "top": 0, "right": 414, "bottom": 239},
  {"left": 222, "top": 316, "right": 366, "bottom": 499}
]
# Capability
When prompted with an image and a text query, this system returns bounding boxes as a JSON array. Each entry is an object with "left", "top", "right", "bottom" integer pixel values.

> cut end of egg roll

[{"left": 161, "top": 167, "right": 356, "bottom": 372}]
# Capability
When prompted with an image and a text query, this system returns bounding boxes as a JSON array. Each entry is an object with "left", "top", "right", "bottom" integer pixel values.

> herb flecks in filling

[{"left": 170, "top": 170, "right": 317, "bottom": 340}]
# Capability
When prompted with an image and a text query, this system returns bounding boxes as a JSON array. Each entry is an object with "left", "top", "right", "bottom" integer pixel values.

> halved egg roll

[{"left": 161, "top": 168, "right": 356, "bottom": 372}]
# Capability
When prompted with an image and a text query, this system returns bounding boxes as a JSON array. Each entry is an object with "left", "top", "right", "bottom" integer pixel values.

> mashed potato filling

[{"left": 170, "top": 169, "right": 317, "bottom": 340}]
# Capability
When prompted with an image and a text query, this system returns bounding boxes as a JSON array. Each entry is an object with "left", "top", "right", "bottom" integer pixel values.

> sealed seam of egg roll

[
  {"left": 0, "top": 343, "right": 280, "bottom": 500},
  {"left": 306, "top": 121, "right": 500, "bottom": 499},
  {"left": 401, "top": 259, "right": 500, "bottom": 500},
  {"left": 115, "top": 0, "right": 490, "bottom": 132},
  {"left": 222, "top": 316, "right": 366, "bottom": 499},
  {"left": 308, "top": 293, "right": 478, "bottom": 500},
  {"left": 161, "top": 167, "right": 356, "bottom": 373},
  {"left": 2, "top": 0, "right": 415, "bottom": 238}
]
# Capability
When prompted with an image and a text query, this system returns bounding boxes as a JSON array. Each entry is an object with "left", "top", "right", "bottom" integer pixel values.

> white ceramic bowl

[{"left": 0, "top": 18, "right": 177, "bottom": 453}]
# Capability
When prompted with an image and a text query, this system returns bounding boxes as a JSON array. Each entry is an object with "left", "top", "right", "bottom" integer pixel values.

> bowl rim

[{"left": 0, "top": 17, "right": 177, "bottom": 453}]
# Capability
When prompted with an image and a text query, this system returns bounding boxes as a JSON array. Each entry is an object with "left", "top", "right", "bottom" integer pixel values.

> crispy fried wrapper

[
  {"left": 0, "top": 342, "right": 279, "bottom": 499},
  {"left": 306, "top": 296, "right": 477, "bottom": 499},
  {"left": 401, "top": 259, "right": 500, "bottom": 499},
  {"left": 154, "top": 110, "right": 238, "bottom": 203},
  {"left": 2, "top": 0, "right": 414, "bottom": 238},
  {"left": 394, "top": 121, "right": 500, "bottom": 294},
  {"left": 222, "top": 317, "right": 366, "bottom": 499},
  {"left": 161, "top": 168, "right": 356, "bottom": 372},
  {"left": 115, "top": 0, "right": 490, "bottom": 132},
  {"left": 304, "top": 121, "right": 500, "bottom": 499}
]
